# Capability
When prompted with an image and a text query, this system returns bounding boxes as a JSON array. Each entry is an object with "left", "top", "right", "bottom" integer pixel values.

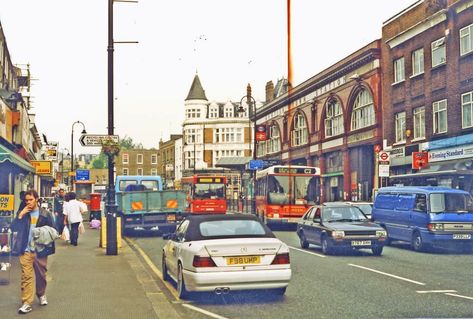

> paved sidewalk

[{"left": 0, "top": 223, "right": 182, "bottom": 319}]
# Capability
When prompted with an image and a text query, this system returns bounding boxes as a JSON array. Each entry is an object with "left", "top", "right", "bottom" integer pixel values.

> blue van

[{"left": 372, "top": 186, "right": 473, "bottom": 251}]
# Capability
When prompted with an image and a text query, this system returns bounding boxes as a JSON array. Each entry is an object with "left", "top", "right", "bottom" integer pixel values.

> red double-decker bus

[
  {"left": 255, "top": 165, "right": 321, "bottom": 225},
  {"left": 181, "top": 175, "right": 227, "bottom": 214}
]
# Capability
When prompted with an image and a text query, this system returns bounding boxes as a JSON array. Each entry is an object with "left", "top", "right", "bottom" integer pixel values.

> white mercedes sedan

[{"left": 162, "top": 214, "right": 291, "bottom": 299}]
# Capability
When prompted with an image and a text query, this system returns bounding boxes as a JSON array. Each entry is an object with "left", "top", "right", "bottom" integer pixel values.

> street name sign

[
  {"left": 248, "top": 159, "right": 265, "bottom": 170},
  {"left": 79, "top": 134, "right": 119, "bottom": 147}
]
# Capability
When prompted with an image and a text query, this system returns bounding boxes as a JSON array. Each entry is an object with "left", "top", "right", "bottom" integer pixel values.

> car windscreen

[
  {"left": 141, "top": 180, "right": 160, "bottom": 191},
  {"left": 323, "top": 206, "right": 368, "bottom": 222},
  {"left": 355, "top": 204, "right": 372, "bottom": 215},
  {"left": 119, "top": 180, "right": 137, "bottom": 191},
  {"left": 199, "top": 219, "right": 269, "bottom": 238},
  {"left": 430, "top": 193, "right": 473, "bottom": 213}
]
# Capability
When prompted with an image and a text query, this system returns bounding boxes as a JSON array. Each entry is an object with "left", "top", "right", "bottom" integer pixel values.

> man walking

[
  {"left": 54, "top": 188, "right": 65, "bottom": 234},
  {"left": 13, "top": 190, "right": 55, "bottom": 314}
]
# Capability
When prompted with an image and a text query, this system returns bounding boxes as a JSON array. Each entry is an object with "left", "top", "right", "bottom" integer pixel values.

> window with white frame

[
  {"left": 122, "top": 153, "right": 129, "bottom": 164},
  {"left": 186, "top": 108, "right": 201, "bottom": 119},
  {"left": 433, "top": 99, "right": 448, "bottom": 134},
  {"left": 267, "top": 124, "right": 281, "bottom": 154},
  {"left": 137, "top": 168, "right": 143, "bottom": 175},
  {"left": 185, "top": 128, "right": 200, "bottom": 144},
  {"left": 123, "top": 168, "right": 129, "bottom": 175},
  {"left": 393, "top": 57, "right": 405, "bottom": 83},
  {"left": 209, "top": 106, "right": 218, "bottom": 118},
  {"left": 151, "top": 168, "right": 157, "bottom": 176},
  {"left": 325, "top": 100, "right": 344, "bottom": 137},
  {"left": 137, "top": 154, "right": 143, "bottom": 164},
  {"left": 257, "top": 141, "right": 266, "bottom": 157},
  {"left": 224, "top": 104, "right": 234, "bottom": 118},
  {"left": 215, "top": 127, "right": 243, "bottom": 143},
  {"left": 413, "top": 106, "right": 425, "bottom": 139},
  {"left": 291, "top": 113, "right": 308, "bottom": 146},
  {"left": 460, "top": 23, "right": 473, "bottom": 56},
  {"left": 351, "top": 89, "right": 374, "bottom": 130},
  {"left": 462, "top": 91, "right": 473, "bottom": 128},
  {"left": 151, "top": 154, "right": 157, "bottom": 164},
  {"left": 431, "top": 37, "right": 446, "bottom": 67},
  {"left": 412, "top": 48, "right": 424, "bottom": 76},
  {"left": 395, "top": 112, "right": 406, "bottom": 143}
]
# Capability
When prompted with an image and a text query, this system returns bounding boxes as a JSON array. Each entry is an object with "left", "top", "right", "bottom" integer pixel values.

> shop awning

[
  {"left": 390, "top": 158, "right": 473, "bottom": 179},
  {"left": 0, "top": 144, "right": 35, "bottom": 173},
  {"left": 215, "top": 157, "right": 252, "bottom": 170}
]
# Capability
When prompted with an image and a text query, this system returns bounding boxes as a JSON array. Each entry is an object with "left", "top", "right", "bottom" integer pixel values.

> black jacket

[{"left": 12, "top": 207, "right": 56, "bottom": 257}]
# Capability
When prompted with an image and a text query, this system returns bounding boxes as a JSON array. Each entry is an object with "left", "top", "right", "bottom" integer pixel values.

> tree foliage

[
  {"left": 120, "top": 135, "right": 143, "bottom": 150},
  {"left": 91, "top": 153, "right": 108, "bottom": 169}
]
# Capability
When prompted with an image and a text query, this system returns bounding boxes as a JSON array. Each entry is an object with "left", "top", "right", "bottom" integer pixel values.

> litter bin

[{"left": 89, "top": 193, "right": 102, "bottom": 221}]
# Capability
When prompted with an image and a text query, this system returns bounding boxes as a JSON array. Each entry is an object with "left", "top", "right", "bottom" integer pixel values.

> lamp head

[
  {"left": 237, "top": 105, "right": 246, "bottom": 114},
  {"left": 81, "top": 129, "right": 87, "bottom": 134}
]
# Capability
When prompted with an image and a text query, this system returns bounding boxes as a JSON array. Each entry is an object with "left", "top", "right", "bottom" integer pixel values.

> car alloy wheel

[
  {"left": 299, "top": 232, "right": 309, "bottom": 249},
  {"left": 162, "top": 254, "right": 170, "bottom": 282},
  {"left": 177, "top": 263, "right": 189, "bottom": 299},
  {"left": 321, "top": 236, "right": 333, "bottom": 255}
]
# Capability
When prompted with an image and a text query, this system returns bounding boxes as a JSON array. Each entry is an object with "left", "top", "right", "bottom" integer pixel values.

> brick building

[
  {"left": 382, "top": 0, "right": 473, "bottom": 194},
  {"left": 256, "top": 41, "right": 383, "bottom": 202},
  {"left": 115, "top": 148, "right": 159, "bottom": 176},
  {"left": 158, "top": 134, "right": 182, "bottom": 188}
]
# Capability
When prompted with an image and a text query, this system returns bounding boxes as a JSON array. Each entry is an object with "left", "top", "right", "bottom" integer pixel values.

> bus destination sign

[
  {"left": 197, "top": 177, "right": 223, "bottom": 183},
  {"left": 274, "top": 167, "right": 318, "bottom": 174}
]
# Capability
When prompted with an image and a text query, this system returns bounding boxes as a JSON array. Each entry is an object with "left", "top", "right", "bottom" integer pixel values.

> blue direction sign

[
  {"left": 75, "top": 169, "right": 90, "bottom": 181},
  {"left": 248, "top": 159, "right": 265, "bottom": 170},
  {"left": 262, "top": 159, "right": 281, "bottom": 168}
]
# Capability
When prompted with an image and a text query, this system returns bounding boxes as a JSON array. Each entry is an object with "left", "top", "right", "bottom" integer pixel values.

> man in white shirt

[{"left": 63, "top": 192, "right": 86, "bottom": 246}]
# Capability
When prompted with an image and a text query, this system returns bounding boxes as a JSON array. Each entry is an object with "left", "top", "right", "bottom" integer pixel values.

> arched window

[
  {"left": 325, "top": 100, "right": 344, "bottom": 137},
  {"left": 267, "top": 124, "right": 281, "bottom": 154},
  {"left": 291, "top": 113, "right": 308, "bottom": 146},
  {"left": 351, "top": 89, "right": 374, "bottom": 130}
]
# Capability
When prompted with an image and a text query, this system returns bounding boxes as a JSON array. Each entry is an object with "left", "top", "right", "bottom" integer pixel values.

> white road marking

[
  {"left": 288, "top": 246, "right": 327, "bottom": 258},
  {"left": 127, "top": 238, "right": 233, "bottom": 319},
  {"left": 125, "top": 238, "right": 180, "bottom": 300},
  {"left": 444, "top": 293, "right": 473, "bottom": 301},
  {"left": 182, "top": 304, "right": 231, "bottom": 319},
  {"left": 416, "top": 290, "right": 457, "bottom": 294},
  {"left": 348, "top": 264, "right": 425, "bottom": 286}
]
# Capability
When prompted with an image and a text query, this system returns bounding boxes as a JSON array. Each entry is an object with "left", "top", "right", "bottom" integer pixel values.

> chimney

[{"left": 265, "top": 81, "right": 274, "bottom": 103}]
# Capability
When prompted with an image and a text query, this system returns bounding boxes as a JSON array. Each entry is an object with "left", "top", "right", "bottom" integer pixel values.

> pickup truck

[{"left": 117, "top": 188, "right": 187, "bottom": 235}]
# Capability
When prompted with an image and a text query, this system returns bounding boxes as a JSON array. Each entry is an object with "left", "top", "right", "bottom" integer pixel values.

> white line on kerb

[
  {"left": 445, "top": 293, "right": 473, "bottom": 301},
  {"left": 416, "top": 290, "right": 457, "bottom": 294},
  {"left": 182, "top": 304, "right": 231, "bottom": 319},
  {"left": 348, "top": 264, "right": 426, "bottom": 286},
  {"left": 288, "top": 246, "right": 327, "bottom": 258}
]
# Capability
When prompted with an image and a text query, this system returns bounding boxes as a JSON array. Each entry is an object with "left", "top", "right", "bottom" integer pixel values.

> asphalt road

[{"left": 128, "top": 231, "right": 473, "bottom": 319}]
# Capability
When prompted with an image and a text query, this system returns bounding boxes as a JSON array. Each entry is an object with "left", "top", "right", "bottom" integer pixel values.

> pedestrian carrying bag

[
  {"left": 60, "top": 226, "right": 70, "bottom": 241},
  {"left": 79, "top": 222, "right": 85, "bottom": 235}
]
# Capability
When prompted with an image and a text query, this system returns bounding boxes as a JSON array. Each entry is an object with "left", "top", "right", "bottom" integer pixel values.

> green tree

[
  {"left": 120, "top": 135, "right": 143, "bottom": 150},
  {"left": 91, "top": 153, "right": 108, "bottom": 169}
]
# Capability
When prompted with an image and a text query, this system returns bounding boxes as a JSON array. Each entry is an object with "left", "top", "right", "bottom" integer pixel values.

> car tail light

[
  {"left": 271, "top": 253, "right": 290, "bottom": 265},
  {"left": 192, "top": 256, "right": 216, "bottom": 267}
]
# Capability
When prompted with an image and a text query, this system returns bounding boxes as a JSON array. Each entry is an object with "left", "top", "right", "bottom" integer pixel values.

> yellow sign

[
  {"left": 0, "top": 194, "right": 14, "bottom": 211},
  {"left": 31, "top": 160, "right": 52, "bottom": 175}
]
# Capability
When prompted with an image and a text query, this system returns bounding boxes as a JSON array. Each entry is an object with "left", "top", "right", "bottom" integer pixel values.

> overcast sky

[{"left": 0, "top": 0, "right": 417, "bottom": 154}]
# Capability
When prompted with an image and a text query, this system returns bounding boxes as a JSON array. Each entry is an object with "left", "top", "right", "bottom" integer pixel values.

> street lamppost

[
  {"left": 237, "top": 85, "right": 257, "bottom": 213},
  {"left": 60, "top": 148, "right": 70, "bottom": 186},
  {"left": 71, "top": 121, "right": 87, "bottom": 186}
]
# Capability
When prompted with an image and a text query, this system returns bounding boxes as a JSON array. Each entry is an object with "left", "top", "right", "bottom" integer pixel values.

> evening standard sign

[
  {"left": 79, "top": 134, "right": 119, "bottom": 147},
  {"left": 428, "top": 145, "right": 473, "bottom": 162}
]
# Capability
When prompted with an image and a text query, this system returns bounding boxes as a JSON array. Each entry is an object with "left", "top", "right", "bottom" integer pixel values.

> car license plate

[
  {"left": 351, "top": 240, "right": 371, "bottom": 246},
  {"left": 453, "top": 234, "right": 471, "bottom": 240},
  {"left": 166, "top": 215, "right": 176, "bottom": 222},
  {"left": 226, "top": 256, "right": 261, "bottom": 265}
]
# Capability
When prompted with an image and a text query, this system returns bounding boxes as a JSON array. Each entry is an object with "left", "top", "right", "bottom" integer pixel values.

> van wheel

[{"left": 411, "top": 231, "right": 425, "bottom": 252}]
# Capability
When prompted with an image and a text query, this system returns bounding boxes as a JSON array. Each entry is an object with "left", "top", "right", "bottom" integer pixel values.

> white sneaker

[
  {"left": 0, "top": 263, "right": 6, "bottom": 271},
  {"left": 18, "top": 303, "right": 32, "bottom": 314},
  {"left": 39, "top": 295, "right": 48, "bottom": 306}
]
